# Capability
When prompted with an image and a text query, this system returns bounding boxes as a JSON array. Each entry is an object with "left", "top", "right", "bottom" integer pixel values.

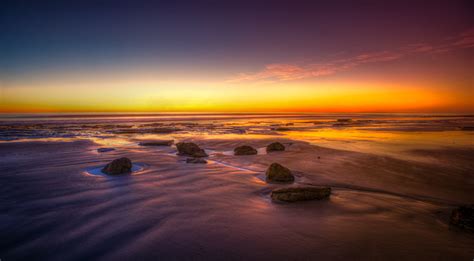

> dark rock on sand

[
  {"left": 266, "top": 142, "right": 285, "bottom": 152},
  {"left": 265, "top": 163, "right": 294, "bottom": 183},
  {"left": 102, "top": 157, "right": 132, "bottom": 175},
  {"left": 234, "top": 145, "right": 258, "bottom": 155},
  {"left": 271, "top": 186, "right": 331, "bottom": 202},
  {"left": 450, "top": 205, "right": 474, "bottom": 231},
  {"left": 337, "top": 118, "right": 352, "bottom": 122},
  {"left": 139, "top": 140, "right": 174, "bottom": 146},
  {"left": 97, "top": 148, "right": 115, "bottom": 153},
  {"left": 176, "top": 142, "right": 208, "bottom": 157},
  {"left": 186, "top": 158, "right": 207, "bottom": 164}
]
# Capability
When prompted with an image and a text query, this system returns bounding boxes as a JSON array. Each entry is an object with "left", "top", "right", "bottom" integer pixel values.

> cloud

[{"left": 228, "top": 29, "right": 474, "bottom": 83}]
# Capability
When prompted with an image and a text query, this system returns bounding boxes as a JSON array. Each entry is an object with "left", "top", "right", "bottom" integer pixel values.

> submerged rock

[
  {"left": 176, "top": 142, "right": 208, "bottom": 157},
  {"left": 139, "top": 140, "right": 174, "bottom": 146},
  {"left": 102, "top": 157, "right": 132, "bottom": 175},
  {"left": 97, "top": 148, "right": 115, "bottom": 153},
  {"left": 265, "top": 163, "right": 294, "bottom": 183},
  {"left": 266, "top": 142, "right": 285, "bottom": 152},
  {"left": 186, "top": 158, "right": 207, "bottom": 164},
  {"left": 450, "top": 205, "right": 474, "bottom": 231},
  {"left": 234, "top": 145, "right": 258, "bottom": 155},
  {"left": 271, "top": 186, "right": 331, "bottom": 202}
]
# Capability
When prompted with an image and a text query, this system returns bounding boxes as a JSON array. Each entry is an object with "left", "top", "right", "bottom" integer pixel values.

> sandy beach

[{"left": 0, "top": 113, "right": 473, "bottom": 260}]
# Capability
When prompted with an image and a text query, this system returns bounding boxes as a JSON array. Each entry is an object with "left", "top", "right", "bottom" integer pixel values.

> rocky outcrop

[
  {"left": 102, "top": 157, "right": 132, "bottom": 175},
  {"left": 176, "top": 142, "right": 208, "bottom": 157},
  {"left": 139, "top": 140, "right": 174, "bottom": 146},
  {"left": 234, "top": 145, "right": 258, "bottom": 155},
  {"left": 186, "top": 158, "right": 207, "bottom": 164},
  {"left": 265, "top": 163, "right": 294, "bottom": 183},
  {"left": 271, "top": 186, "right": 331, "bottom": 202},
  {"left": 266, "top": 142, "right": 285, "bottom": 152},
  {"left": 450, "top": 205, "right": 474, "bottom": 231}
]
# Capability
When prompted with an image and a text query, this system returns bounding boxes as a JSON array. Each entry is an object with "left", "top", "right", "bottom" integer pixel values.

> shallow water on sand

[{"left": 0, "top": 113, "right": 473, "bottom": 260}]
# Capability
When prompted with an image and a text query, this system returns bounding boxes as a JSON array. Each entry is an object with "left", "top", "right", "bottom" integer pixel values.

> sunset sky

[{"left": 0, "top": 0, "right": 473, "bottom": 113}]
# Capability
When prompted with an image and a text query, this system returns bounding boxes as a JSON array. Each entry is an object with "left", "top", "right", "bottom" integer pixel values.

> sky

[{"left": 0, "top": 0, "right": 473, "bottom": 113}]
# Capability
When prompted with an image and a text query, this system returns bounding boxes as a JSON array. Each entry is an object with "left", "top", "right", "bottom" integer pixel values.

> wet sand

[{"left": 0, "top": 114, "right": 473, "bottom": 260}]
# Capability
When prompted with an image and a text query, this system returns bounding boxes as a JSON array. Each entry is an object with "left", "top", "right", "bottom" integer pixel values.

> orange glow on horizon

[
  {"left": 0, "top": 80, "right": 472, "bottom": 112},
  {"left": 1, "top": 75, "right": 472, "bottom": 113}
]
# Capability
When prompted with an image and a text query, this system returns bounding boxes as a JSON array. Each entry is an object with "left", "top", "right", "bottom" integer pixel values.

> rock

[
  {"left": 271, "top": 186, "right": 331, "bottom": 202},
  {"left": 265, "top": 163, "right": 294, "bottom": 183},
  {"left": 176, "top": 142, "right": 208, "bottom": 157},
  {"left": 450, "top": 205, "right": 474, "bottom": 231},
  {"left": 97, "top": 148, "right": 115, "bottom": 153},
  {"left": 266, "top": 142, "right": 285, "bottom": 152},
  {"left": 234, "top": 145, "right": 257, "bottom": 155},
  {"left": 139, "top": 140, "right": 174, "bottom": 146},
  {"left": 337, "top": 118, "right": 352, "bottom": 122},
  {"left": 186, "top": 158, "right": 207, "bottom": 164},
  {"left": 102, "top": 157, "right": 132, "bottom": 175}
]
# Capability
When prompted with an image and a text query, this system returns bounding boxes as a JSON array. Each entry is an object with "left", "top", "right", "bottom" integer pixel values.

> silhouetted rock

[
  {"left": 266, "top": 142, "right": 285, "bottom": 152},
  {"left": 139, "top": 140, "right": 174, "bottom": 146},
  {"left": 271, "top": 186, "right": 331, "bottom": 202},
  {"left": 102, "top": 157, "right": 132, "bottom": 175},
  {"left": 97, "top": 148, "right": 115, "bottom": 153},
  {"left": 176, "top": 142, "right": 208, "bottom": 157},
  {"left": 450, "top": 205, "right": 474, "bottom": 231},
  {"left": 265, "top": 163, "right": 294, "bottom": 183},
  {"left": 186, "top": 158, "right": 207, "bottom": 164},
  {"left": 234, "top": 145, "right": 257, "bottom": 155}
]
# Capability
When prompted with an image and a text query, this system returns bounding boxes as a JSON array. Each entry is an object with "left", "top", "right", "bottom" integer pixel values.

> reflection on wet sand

[{"left": 0, "top": 113, "right": 473, "bottom": 260}]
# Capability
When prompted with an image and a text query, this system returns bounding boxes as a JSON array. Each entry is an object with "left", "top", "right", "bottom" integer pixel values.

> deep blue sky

[{"left": 1, "top": 0, "right": 472, "bottom": 78}]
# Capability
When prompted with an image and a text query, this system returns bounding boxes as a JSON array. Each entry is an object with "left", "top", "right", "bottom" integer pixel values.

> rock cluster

[
  {"left": 102, "top": 157, "right": 132, "bottom": 175},
  {"left": 234, "top": 145, "right": 257, "bottom": 155},
  {"left": 176, "top": 142, "right": 208, "bottom": 157}
]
